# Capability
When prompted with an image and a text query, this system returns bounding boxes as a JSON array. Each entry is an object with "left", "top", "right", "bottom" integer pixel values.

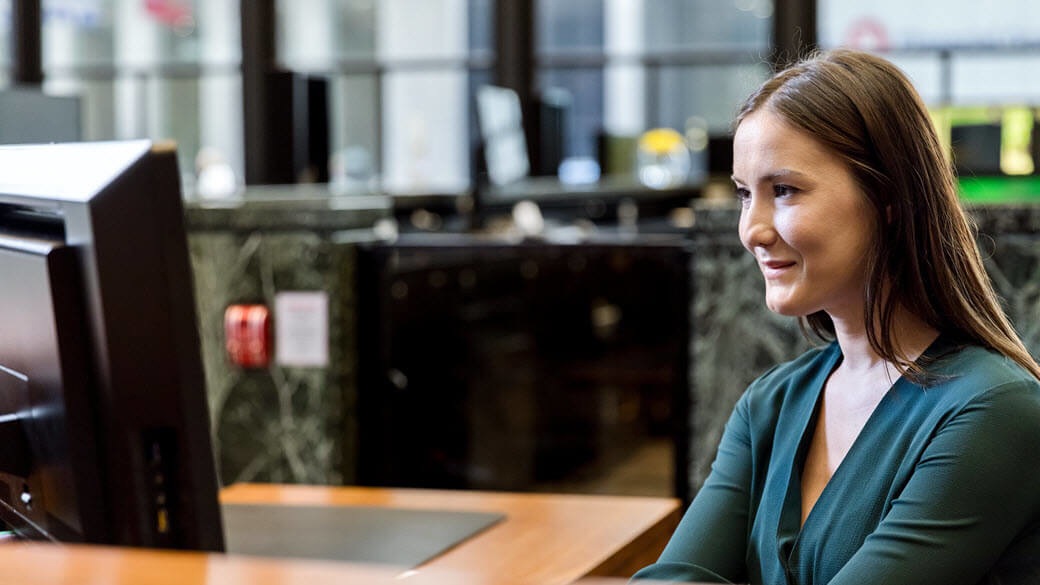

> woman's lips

[{"left": 761, "top": 260, "right": 796, "bottom": 279}]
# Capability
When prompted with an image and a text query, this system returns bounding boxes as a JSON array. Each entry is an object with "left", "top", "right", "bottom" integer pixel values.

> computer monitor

[
  {"left": 0, "top": 140, "right": 224, "bottom": 551},
  {"left": 0, "top": 88, "right": 81, "bottom": 145},
  {"left": 475, "top": 84, "right": 531, "bottom": 187},
  {"left": 951, "top": 122, "right": 1003, "bottom": 176}
]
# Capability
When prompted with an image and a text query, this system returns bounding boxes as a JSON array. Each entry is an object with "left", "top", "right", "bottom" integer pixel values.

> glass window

[
  {"left": 819, "top": 0, "right": 1040, "bottom": 51},
  {"left": 466, "top": 0, "right": 493, "bottom": 166},
  {"left": 328, "top": 73, "right": 379, "bottom": 185},
  {"left": 468, "top": 0, "right": 492, "bottom": 54},
  {"left": 195, "top": 0, "right": 242, "bottom": 185},
  {"left": 276, "top": 0, "right": 375, "bottom": 69},
  {"left": 41, "top": 0, "right": 243, "bottom": 190},
  {"left": 537, "top": 68, "right": 603, "bottom": 160},
  {"left": 42, "top": 0, "right": 115, "bottom": 70},
  {"left": 538, "top": 1, "right": 771, "bottom": 179},
  {"left": 653, "top": 63, "right": 771, "bottom": 134},
  {"left": 642, "top": 0, "right": 772, "bottom": 138},
  {"left": 378, "top": 0, "right": 470, "bottom": 192},
  {"left": 278, "top": 0, "right": 474, "bottom": 193},
  {"left": 381, "top": 67, "right": 469, "bottom": 192},
  {"left": 819, "top": 1, "right": 1040, "bottom": 180},
  {"left": 278, "top": 0, "right": 379, "bottom": 187},
  {"left": 884, "top": 54, "right": 945, "bottom": 104},
  {"left": 536, "top": 0, "right": 604, "bottom": 165},
  {"left": 951, "top": 53, "right": 1040, "bottom": 104},
  {"left": 0, "top": 0, "right": 10, "bottom": 84},
  {"left": 644, "top": 0, "right": 772, "bottom": 52},
  {"left": 537, "top": 0, "right": 604, "bottom": 53},
  {"left": 819, "top": 0, "right": 1040, "bottom": 107},
  {"left": 653, "top": 63, "right": 770, "bottom": 180}
]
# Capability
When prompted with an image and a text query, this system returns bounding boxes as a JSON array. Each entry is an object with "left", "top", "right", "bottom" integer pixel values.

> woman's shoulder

[
  {"left": 912, "top": 344, "right": 1040, "bottom": 448},
  {"left": 924, "top": 342, "right": 1040, "bottom": 403}
]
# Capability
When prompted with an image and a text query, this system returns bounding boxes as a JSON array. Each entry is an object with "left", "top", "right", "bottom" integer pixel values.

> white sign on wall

[{"left": 274, "top": 291, "right": 329, "bottom": 368}]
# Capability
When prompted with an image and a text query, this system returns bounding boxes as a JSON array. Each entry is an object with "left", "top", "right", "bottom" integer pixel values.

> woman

[{"left": 633, "top": 49, "right": 1040, "bottom": 584}]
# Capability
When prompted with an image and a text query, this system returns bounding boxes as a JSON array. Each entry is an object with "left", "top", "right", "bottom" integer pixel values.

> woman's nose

[{"left": 739, "top": 196, "right": 778, "bottom": 251}]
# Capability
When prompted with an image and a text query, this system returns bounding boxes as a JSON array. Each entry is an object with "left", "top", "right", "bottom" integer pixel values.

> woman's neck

[{"left": 829, "top": 306, "right": 939, "bottom": 375}]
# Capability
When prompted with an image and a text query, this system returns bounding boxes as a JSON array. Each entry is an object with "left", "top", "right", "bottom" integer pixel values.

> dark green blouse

[{"left": 634, "top": 338, "right": 1040, "bottom": 585}]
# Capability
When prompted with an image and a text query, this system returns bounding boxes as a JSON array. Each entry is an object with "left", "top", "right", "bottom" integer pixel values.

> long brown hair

[{"left": 735, "top": 48, "right": 1040, "bottom": 381}]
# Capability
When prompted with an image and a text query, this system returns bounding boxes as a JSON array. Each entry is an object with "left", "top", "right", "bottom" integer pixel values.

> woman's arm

[
  {"left": 631, "top": 393, "right": 756, "bottom": 584},
  {"left": 831, "top": 382, "right": 1040, "bottom": 585}
]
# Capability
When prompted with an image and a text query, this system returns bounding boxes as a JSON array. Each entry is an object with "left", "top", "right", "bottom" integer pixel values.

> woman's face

[{"left": 733, "top": 109, "right": 876, "bottom": 321}]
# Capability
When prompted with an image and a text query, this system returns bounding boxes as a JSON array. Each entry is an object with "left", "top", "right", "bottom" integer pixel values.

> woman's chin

[{"left": 765, "top": 297, "right": 805, "bottom": 317}]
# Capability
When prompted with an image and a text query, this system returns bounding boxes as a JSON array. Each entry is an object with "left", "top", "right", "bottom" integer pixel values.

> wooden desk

[
  {"left": 221, "top": 483, "right": 680, "bottom": 583},
  {"left": 0, "top": 484, "right": 680, "bottom": 585}
]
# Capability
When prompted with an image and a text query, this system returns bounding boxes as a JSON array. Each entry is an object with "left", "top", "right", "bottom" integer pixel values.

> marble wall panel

[
  {"left": 687, "top": 207, "right": 804, "bottom": 489},
  {"left": 188, "top": 231, "right": 360, "bottom": 486}
]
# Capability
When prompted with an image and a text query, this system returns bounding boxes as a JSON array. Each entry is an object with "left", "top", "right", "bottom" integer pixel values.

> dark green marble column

[{"left": 185, "top": 188, "right": 389, "bottom": 486}]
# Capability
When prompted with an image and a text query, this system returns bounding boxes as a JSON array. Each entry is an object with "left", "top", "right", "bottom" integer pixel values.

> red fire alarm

[{"left": 224, "top": 304, "right": 271, "bottom": 368}]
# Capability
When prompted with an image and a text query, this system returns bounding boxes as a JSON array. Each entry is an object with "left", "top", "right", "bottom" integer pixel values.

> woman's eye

[
  {"left": 734, "top": 187, "right": 750, "bottom": 204},
  {"left": 774, "top": 184, "right": 798, "bottom": 198}
]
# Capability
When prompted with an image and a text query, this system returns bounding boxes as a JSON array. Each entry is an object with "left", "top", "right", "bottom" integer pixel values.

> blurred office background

[
  {"left": 1, "top": 0, "right": 774, "bottom": 191},
  {"left": 2, "top": 0, "right": 1040, "bottom": 504},
  {"left": 4, "top": 1, "right": 1040, "bottom": 191}
]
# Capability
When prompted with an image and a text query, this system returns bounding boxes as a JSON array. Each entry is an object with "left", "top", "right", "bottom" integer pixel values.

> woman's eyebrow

[
  {"left": 763, "top": 168, "right": 808, "bottom": 181},
  {"left": 732, "top": 168, "right": 808, "bottom": 185}
]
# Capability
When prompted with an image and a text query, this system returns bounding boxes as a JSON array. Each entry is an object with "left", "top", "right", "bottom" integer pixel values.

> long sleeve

[
  {"left": 634, "top": 342, "right": 1040, "bottom": 585},
  {"left": 828, "top": 381, "right": 1040, "bottom": 585},
  {"left": 632, "top": 392, "right": 756, "bottom": 584}
]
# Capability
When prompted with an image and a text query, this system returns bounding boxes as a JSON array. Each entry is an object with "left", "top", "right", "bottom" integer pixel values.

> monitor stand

[{"left": 221, "top": 503, "right": 504, "bottom": 567}]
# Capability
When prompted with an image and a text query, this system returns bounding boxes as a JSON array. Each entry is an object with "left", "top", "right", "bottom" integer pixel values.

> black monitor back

[{"left": 0, "top": 140, "right": 223, "bottom": 551}]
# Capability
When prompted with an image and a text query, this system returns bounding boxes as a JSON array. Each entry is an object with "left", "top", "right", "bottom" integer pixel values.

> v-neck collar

[
  {"left": 775, "top": 342, "right": 843, "bottom": 577},
  {"left": 773, "top": 335, "right": 952, "bottom": 581}
]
